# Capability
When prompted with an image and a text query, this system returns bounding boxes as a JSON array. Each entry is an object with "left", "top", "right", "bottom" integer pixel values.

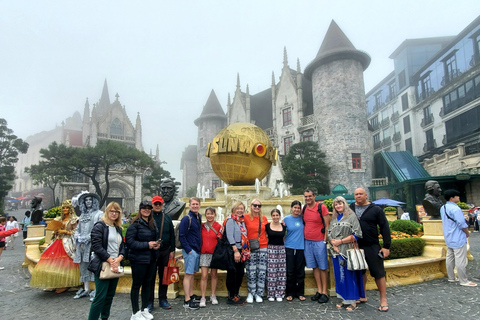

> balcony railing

[
  {"left": 370, "top": 122, "right": 380, "bottom": 131},
  {"left": 300, "top": 114, "right": 315, "bottom": 127},
  {"left": 423, "top": 140, "right": 437, "bottom": 152},
  {"left": 374, "top": 141, "right": 381, "bottom": 150},
  {"left": 441, "top": 69, "right": 463, "bottom": 86},
  {"left": 392, "top": 132, "right": 401, "bottom": 143},
  {"left": 382, "top": 137, "right": 392, "bottom": 148},
  {"left": 391, "top": 111, "right": 399, "bottom": 123},
  {"left": 420, "top": 114, "right": 434, "bottom": 128},
  {"left": 381, "top": 117, "right": 390, "bottom": 128}
]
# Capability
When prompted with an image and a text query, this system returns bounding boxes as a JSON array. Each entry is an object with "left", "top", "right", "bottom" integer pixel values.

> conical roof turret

[
  {"left": 194, "top": 89, "right": 227, "bottom": 126},
  {"left": 304, "top": 20, "right": 370, "bottom": 80}
]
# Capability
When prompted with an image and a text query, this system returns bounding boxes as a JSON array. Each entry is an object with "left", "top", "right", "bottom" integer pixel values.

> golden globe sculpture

[{"left": 206, "top": 123, "right": 278, "bottom": 185}]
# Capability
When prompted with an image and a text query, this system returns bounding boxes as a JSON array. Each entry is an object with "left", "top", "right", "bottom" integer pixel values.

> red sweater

[{"left": 200, "top": 222, "right": 222, "bottom": 254}]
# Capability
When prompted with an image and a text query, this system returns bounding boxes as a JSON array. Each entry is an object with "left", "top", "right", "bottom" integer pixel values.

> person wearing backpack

[
  {"left": 179, "top": 197, "right": 202, "bottom": 310},
  {"left": 303, "top": 188, "right": 330, "bottom": 304}
]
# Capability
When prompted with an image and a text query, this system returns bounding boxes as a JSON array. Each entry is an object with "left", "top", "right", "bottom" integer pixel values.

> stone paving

[{"left": 1, "top": 209, "right": 480, "bottom": 319}]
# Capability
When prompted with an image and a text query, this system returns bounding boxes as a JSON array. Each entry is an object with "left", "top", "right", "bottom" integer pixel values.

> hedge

[
  {"left": 380, "top": 237, "right": 426, "bottom": 260},
  {"left": 390, "top": 220, "right": 423, "bottom": 235}
]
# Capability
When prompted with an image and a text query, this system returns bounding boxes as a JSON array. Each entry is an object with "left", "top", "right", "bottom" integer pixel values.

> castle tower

[
  {"left": 194, "top": 89, "right": 227, "bottom": 191},
  {"left": 304, "top": 20, "right": 372, "bottom": 193},
  {"left": 82, "top": 98, "right": 90, "bottom": 146}
]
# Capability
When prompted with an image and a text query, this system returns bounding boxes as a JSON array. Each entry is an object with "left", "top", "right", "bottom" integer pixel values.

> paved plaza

[{"left": 1, "top": 209, "right": 480, "bottom": 319}]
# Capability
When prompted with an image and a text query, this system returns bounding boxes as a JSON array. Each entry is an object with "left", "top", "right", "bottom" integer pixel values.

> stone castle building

[
  {"left": 14, "top": 80, "right": 152, "bottom": 212},
  {"left": 181, "top": 21, "right": 373, "bottom": 196}
]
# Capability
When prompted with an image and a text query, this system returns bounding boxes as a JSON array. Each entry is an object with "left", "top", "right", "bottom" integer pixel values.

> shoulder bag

[
  {"left": 248, "top": 217, "right": 262, "bottom": 250},
  {"left": 346, "top": 240, "right": 368, "bottom": 271}
]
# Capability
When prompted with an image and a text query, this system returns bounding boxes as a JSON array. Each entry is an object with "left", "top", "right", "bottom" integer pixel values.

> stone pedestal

[
  {"left": 422, "top": 219, "right": 473, "bottom": 260},
  {"left": 385, "top": 211, "right": 397, "bottom": 221}
]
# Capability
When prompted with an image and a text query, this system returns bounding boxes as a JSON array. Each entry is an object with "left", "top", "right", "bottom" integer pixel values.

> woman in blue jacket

[{"left": 126, "top": 200, "right": 160, "bottom": 320}]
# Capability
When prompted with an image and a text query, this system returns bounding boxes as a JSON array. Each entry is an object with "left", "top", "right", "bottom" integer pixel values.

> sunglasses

[
  {"left": 252, "top": 204, "right": 262, "bottom": 208},
  {"left": 153, "top": 202, "right": 163, "bottom": 206}
]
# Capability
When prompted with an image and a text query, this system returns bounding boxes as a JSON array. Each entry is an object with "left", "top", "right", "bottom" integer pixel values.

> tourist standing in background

[
  {"left": 441, "top": 189, "right": 477, "bottom": 287},
  {"left": 284, "top": 200, "right": 306, "bottom": 301}
]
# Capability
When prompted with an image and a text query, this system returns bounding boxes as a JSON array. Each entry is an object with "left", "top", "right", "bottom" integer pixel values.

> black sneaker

[
  {"left": 183, "top": 299, "right": 200, "bottom": 310},
  {"left": 227, "top": 296, "right": 245, "bottom": 305},
  {"left": 318, "top": 294, "right": 329, "bottom": 303},
  {"left": 190, "top": 294, "right": 201, "bottom": 303},
  {"left": 311, "top": 292, "right": 321, "bottom": 301}
]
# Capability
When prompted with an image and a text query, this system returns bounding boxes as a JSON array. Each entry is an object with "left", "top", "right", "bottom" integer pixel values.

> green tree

[
  {"left": 186, "top": 185, "right": 197, "bottom": 197},
  {"left": 282, "top": 141, "right": 329, "bottom": 195},
  {"left": 32, "top": 140, "right": 155, "bottom": 207},
  {"left": 25, "top": 161, "right": 69, "bottom": 207},
  {"left": 0, "top": 119, "right": 29, "bottom": 214},
  {"left": 142, "top": 165, "right": 173, "bottom": 196}
]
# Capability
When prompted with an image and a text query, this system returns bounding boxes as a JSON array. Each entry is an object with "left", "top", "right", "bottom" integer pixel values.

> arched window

[{"left": 110, "top": 118, "right": 123, "bottom": 136}]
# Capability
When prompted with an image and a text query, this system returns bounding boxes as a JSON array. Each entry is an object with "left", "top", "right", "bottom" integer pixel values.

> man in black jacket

[
  {"left": 148, "top": 195, "right": 176, "bottom": 311},
  {"left": 350, "top": 188, "right": 391, "bottom": 312}
]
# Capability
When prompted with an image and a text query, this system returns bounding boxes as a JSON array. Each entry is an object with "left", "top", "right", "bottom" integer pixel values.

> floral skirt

[{"left": 30, "top": 239, "right": 81, "bottom": 289}]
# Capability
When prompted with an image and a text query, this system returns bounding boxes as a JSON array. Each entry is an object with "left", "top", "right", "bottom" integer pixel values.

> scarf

[{"left": 226, "top": 213, "right": 251, "bottom": 262}]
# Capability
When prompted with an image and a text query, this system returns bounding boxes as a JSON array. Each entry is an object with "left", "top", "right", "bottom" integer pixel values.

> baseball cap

[{"left": 152, "top": 196, "right": 164, "bottom": 205}]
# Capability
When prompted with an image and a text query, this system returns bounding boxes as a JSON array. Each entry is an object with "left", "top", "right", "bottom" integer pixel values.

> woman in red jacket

[{"left": 199, "top": 207, "right": 223, "bottom": 307}]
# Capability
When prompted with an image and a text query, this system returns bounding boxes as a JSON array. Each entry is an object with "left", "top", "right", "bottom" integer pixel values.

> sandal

[
  {"left": 355, "top": 298, "right": 367, "bottom": 304},
  {"left": 378, "top": 305, "right": 389, "bottom": 312},
  {"left": 346, "top": 304, "right": 358, "bottom": 312},
  {"left": 286, "top": 296, "right": 293, "bottom": 301},
  {"left": 336, "top": 303, "right": 347, "bottom": 309},
  {"left": 298, "top": 296, "right": 306, "bottom": 301}
]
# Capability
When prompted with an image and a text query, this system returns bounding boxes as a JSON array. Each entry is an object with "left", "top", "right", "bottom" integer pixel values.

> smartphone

[{"left": 378, "top": 251, "right": 384, "bottom": 259}]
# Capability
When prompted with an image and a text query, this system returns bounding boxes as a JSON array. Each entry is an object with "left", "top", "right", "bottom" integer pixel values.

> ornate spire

[
  {"left": 297, "top": 58, "right": 301, "bottom": 73},
  {"left": 283, "top": 46, "right": 288, "bottom": 68},
  {"left": 99, "top": 79, "right": 110, "bottom": 107},
  {"left": 271, "top": 71, "right": 275, "bottom": 86},
  {"left": 115, "top": 93, "right": 119, "bottom": 101},
  {"left": 246, "top": 84, "right": 249, "bottom": 95},
  {"left": 236, "top": 73, "right": 241, "bottom": 90},
  {"left": 227, "top": 93, "right": 231, "bottom": 106}
]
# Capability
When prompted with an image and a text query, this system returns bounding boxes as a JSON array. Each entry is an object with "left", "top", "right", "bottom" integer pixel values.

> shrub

[
  {"left": 457, "top": 202, "right": 469, "bottom": 210},
  {"left": 38, "top": 237, "right": 45, "bottom": 246},
  {"left": 44, "top": 206, "right": 61, "bottom": 218},
  {"left": 380, "top": 237, "right": 426, "bottom": 260},
  {"left": 322, "top": 198, "right": 333, "bottom": 211},
  {"left": 390, "top": 220, "right": 420, "bottom": 235},
  {"left": 383, "top": 206, "right": 397, "bottom": 213}
]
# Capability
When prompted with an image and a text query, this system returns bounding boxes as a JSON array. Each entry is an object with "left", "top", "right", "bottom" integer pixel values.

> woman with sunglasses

[
  {"left": 88, "top": 202, "right": 125, "bottom": 320},
  {"left": 126, "top": 200, "right": 160, "bottom": 320},
  {"left": 243, "top": 199, "right": 268, "bottom": 303}
]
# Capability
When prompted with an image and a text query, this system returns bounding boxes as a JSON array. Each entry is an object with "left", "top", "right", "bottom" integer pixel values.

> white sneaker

[
  {"left": 130, "top": 311, "right": 143, "bottom": 320},
  {"left": 210, "top": 294, "right": 218, "bottom": 305},
  {"left": 276, "top": 297, "right": 283, "bottom": 302},
  {"left": 199, "top": 297, "right": 206, "bottom": 307},
  {"left": 268, "top": 297, "right": 275, "bottom": 302},
  {"left": 246, "top": 293, "right": 254, "bottom": 303},
  {"left": 255, "top": 294, "right": 263, "bottom": 303},
  {"left": 141, "top": 308, "right": 154, "bottom": 319},
  {"left": 0, "top": 267, "right": 4, "bottom": 270}
]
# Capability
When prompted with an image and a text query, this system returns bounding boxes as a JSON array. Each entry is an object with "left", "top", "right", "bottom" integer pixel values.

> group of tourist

[
  {"left": 176, "top": 187, "right": 391, "bottom": 314},
  {"left": 23, "top": 186, "right": 393, "bottom": 319}
]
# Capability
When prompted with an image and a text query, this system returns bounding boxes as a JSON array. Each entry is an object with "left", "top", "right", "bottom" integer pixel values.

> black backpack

[{"left": 302, "top": 202, "right": 326, "bottom": 234}]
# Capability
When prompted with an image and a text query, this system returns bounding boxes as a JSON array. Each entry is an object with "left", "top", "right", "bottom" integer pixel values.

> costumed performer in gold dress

[{"left": 30, "top": 200, "right": 81, "bottom": 292}]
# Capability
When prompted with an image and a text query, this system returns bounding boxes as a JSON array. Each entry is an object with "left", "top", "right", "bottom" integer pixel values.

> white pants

[
  {"left": 446, "top": 242, "right": 468, "bottom": 284},
  {"left": 5, "top": 235, "right": 15, "bottom": 248}
]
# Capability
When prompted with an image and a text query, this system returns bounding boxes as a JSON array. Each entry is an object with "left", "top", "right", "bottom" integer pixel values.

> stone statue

[
  {"left": 160, "top": 178, "right": 186, "bottom": 220},
  {"left": 73, "top": 192, "right": 103, "bottom": 300},
  {"left": 30, "top": 196, "right": 44, "bottom": 225},
  {"left": 421, "top": 180, "right": 445, "bottom": 220}
]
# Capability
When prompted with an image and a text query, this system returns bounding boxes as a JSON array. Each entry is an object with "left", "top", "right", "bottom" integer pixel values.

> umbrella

[
  {"left": 5, "top": 197, "right": 20, "bottom": 202},
  {"left": 372, "top": 198, "right": 405, "bottom": 207}
]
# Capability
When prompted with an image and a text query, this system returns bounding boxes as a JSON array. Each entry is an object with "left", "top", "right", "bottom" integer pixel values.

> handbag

[
  {"left": 162, "top": 258, "right": 180, "bottom": 285},
  {"left": 210, "top": 229, "right": 235, "bottom": 271},
  {"left": 248, "top": 217, "right": 262, "bottom": 250},
  {"left": 346, "top": 241, "right": 368, "bottom": 271},
  {"left": 99, "top": 261, "right": 124, "bottom": 279},
  {"left": 87, "top": 255, "right": 102, "bottom": 275}
]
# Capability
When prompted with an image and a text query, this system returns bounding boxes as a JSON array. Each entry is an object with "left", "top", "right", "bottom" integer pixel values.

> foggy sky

[{"left": 2, "top": 1, "right": 480, "bottom": 191}]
